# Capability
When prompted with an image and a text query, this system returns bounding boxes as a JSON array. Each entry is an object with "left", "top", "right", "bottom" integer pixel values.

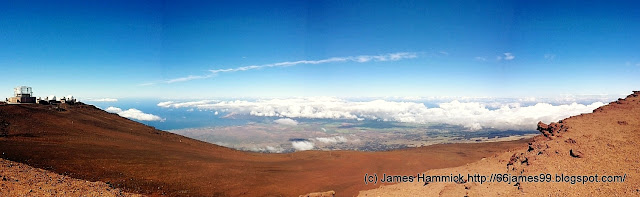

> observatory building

[
  {"left": 7, "top": 86, "right": 37, "bottom": 104},
  {"left": 5, "top": 86, "right": 76, "bottom": 105}
]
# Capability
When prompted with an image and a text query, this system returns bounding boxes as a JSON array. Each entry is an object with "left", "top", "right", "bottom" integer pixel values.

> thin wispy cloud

[
  {"left": 504, "top": 53, "right": 515, "bottom": 60},
  {"left": 140, "top": 52, "right": 418, "bottom": 86},
  {"left": 209, "top": 52, "right": 417, "bottom": 73},
  {"left": 474, "top": 57, "right": 487, "bottom": 61},
  {"left": 166, "top": 75, "right": 209, "bottom": 83},
  {"left": 496, "top": 52, "right": 515, "bottom": 61},
  {"left": 86, "top": 98, "right": 118, "bottom": 102},
  {"left": 544, "top": 54, "right": 556, "bottom": 60}
]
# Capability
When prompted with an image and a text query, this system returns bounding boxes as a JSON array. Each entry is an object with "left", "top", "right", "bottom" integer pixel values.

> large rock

[{"left": 536, "top": 121, "right": 568, "bottom": 138}]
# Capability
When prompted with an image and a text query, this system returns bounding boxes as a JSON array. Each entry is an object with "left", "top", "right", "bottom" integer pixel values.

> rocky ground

[
  {"left": 0, "top": 158, "right": 141, "bottom": 197},
  {"left": 359, "top": 91, "right": 640, "bottom": 196}
]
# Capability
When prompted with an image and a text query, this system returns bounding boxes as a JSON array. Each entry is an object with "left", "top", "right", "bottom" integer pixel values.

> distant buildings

[
  {"left": 5, "top": 86, "right": 76, "bottom": 104},
  {"left": 60, "top": 95, "right": 75, "bottom": 104}
]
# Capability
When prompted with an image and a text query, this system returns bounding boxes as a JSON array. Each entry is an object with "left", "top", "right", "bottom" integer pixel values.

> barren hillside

[
  {"left": 360, "top": 91, "right": 640, "bottom": 196},
  {"left": 0, "top": 158, "right": 141, "bottom": 196},
  {"left": 0, "top": 103, "right": 528, "bottom": 196}
]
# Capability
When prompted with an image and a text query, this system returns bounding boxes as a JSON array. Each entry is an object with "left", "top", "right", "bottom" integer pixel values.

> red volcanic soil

[
  {"left": 360, "top": 92, "right": 640, "bottom": 196},
  {"left": 0, "top": 103, "right": 529, "bottom": 196},
  {"left": 0, "top": 158, "right": 141, "bottom": 196}
]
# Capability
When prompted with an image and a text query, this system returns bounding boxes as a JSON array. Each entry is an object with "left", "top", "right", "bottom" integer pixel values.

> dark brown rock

[{"left": 570, "top": 149, "right": 583, "bottom": 158}]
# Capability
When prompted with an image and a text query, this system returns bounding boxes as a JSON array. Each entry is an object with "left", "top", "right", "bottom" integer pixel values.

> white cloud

[
  {"left": 503, "top": 53, "right": 515, "bottom": 60},
  {"left": 166, "top": 75, "right": 208, "bottom": 83},
  {"left": 158, "top": 100, "right": 215, "bottom": 108},
  {"left": 544, "top": 54, "right": 556, "bottom": 60},
  {"left": 474, "top": 57, "right": 487, "bottom": 61},
  {"left": 142, "top": 52, "right": 418, "bottom": 85},
  {"left": 291, "top": 141, "right": 314, "bottom": 151},
  {"left": 138, "top": 82, "right": 155, "bottom": 86},
  {"left": 467, "top": 123, "right": 483, "bottom": 131},
  {"left": 87, "top": 98, "right": 118, "bottom": 102},
  {"left": 157, "top": 97, "right": 607, "bottom": 130},
  {"left": 249, "top": 146, "right": 284, "bottom": 153},
  {"left": 105, "top": 107, "right": 164, "bottom": 121},
  {"left": 266, "top": 146, "right": 284, "bottom": 153},
  {"left": 105, "top": 107, "right": 122, "bottom": 113},
  {"left": 315, "top": 136, "right": 348, "bottom": 144},
  {"left": 625, "top": 61, "right": 640, "bottom": 67},
  {"left": 273, "top": 118, "right": 298, "bottom": 125}
]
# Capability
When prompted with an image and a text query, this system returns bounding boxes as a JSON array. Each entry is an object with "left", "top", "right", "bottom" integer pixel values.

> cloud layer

[
  {"left": 143, "top": 52, "right": 418, "bottom": 85},
  {"left": 105, "top": 107, "right": 164, "bottom": 121},
  {"left": 157, "top": 97, "right": 606, "bottom": 130}
]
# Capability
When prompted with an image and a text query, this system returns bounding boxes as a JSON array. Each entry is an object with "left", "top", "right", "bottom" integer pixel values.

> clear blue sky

[{"left": 1, "top": 0, "right": 638, "bottom": 99}]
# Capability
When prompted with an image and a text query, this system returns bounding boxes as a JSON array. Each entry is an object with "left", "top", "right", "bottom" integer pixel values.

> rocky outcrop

[
  {"left": 569, "top": 149, "right": 583, "bottom": 158},
  {"left": 536, "top": 121, "right": 568, "bottom": 138}
]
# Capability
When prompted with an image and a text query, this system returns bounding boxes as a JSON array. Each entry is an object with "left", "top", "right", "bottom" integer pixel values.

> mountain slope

[
  {"left": 0, "top": 103, "right": 528, "bottom": 196},
  {"left": 360, "top": 91, "right": 640, "bottom": 196},
  {"left": 0, "top": 158, "right": 142, "bottom": 196}
]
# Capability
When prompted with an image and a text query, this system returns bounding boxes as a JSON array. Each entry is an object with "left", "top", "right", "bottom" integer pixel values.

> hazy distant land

[{"left": 171, "top": 120, "right": 538, "bottom": 153}]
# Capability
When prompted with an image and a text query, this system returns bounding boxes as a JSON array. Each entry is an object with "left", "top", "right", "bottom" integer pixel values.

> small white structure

[
  {"left": 60, "top": 95, "right": 76, "bottom": 104},
  {"left": 46, "top": 95, "right": 56, "bottom": 102},
  {"left": 14, "top": 86, "right": 33, "bottom": 97}
]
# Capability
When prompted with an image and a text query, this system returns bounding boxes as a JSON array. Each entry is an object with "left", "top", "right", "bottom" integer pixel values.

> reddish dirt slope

[
  {"left": 0, "top": 158, "right": 141, "bottom": 196},
  {"left": 360, "top": 91, "right": 640, "bottom": 196},
  {"left": 0, "top": 103, "right": 528, "bottom": 196}
]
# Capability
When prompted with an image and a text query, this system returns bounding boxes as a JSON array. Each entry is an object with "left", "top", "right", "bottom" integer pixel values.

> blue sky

[{"left": 1, "top": 0, "right": 639, "bottom": 99}]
